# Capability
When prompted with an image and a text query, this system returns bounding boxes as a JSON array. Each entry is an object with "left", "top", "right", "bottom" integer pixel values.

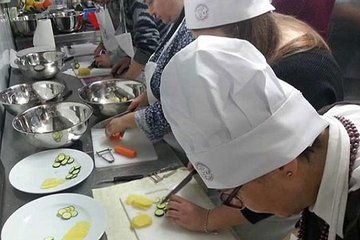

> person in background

[
  {"left": 161, "top": 36, "right": 360, "bottom": 240},
  {"left": 105, "top": 0, "right": 194, "bottom": 153},
  {"left": 93, "top": 0, "right": 167, "bottom": 80},
  {"left": 272, "top": 0, "right": 336, "bottom": 41}
]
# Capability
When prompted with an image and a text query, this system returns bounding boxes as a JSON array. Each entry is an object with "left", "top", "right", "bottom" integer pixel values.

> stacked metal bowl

[
  {"left": 0, "top": 81, "right": 65, "bottom": 116},
  {"left": 14, "top": 51, "right": 65, "bottom": 80},
  {"left": 78, "top": 79, "right": 146, "bottom": 118},
  {"left": 50, "top": 10, "right": 83, "bottom": 33},
  {"left": 11, "top": 14, "right": 38, "bottom": 37},
  {"left": 12, "top": 102, "right": 93, "bottom": 148}
]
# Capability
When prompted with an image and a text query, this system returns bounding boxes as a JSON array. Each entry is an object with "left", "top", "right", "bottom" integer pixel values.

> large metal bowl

[
  {"left": 11, "top": 14, "right": 38, "bottom": 37},
  {"left": 0, "top": 81, "right": 65, "bottom": 116},
  {"left": 12, "top": 102, "right": 93, "bottom": 149},
  {"left": 14, "top": 51, "right": 65, "bottom": 80},
  {"left": 78, "top": 79, "right": 146, "bottom": 118},
  {"left": 51, "top": 10, "right": 83, "bottom": 33}
]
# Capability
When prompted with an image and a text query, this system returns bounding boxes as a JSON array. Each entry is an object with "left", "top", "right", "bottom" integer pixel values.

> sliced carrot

[
  {"left": 110, "top": 132, "right": 123, "bottom": 141},
  {"left": 114, "top": 145, "right": 137, "bottom": 158}
]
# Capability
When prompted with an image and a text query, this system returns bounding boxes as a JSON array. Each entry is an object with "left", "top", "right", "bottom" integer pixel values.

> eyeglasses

[{"left": 220, "top": 186, "right": 245, "bottom": 210}]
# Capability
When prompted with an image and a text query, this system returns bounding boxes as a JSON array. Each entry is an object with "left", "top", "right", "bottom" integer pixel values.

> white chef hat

[
  {"left": 160, "top": 36, "right": 328, "bottom": 189},
  {"left": 185, "top": 0, "right": 275, "bottom": 29}
]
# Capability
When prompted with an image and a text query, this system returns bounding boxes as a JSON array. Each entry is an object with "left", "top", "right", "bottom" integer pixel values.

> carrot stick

[{"left": 114, "top": 145, "right": 137, "bottom": 158}]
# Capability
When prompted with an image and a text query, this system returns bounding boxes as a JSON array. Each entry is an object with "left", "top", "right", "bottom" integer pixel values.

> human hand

[
  {"left": 95, "top": 54, "right": 112, "bottom": 68},
  {"left": 94, "top": 42, "right": 105, "bottom": 56},
  {"left": 111, "top": 57, "right": 131, "bottom": 76},
  {"left": 166, "top": 195, "right": 209, "bottom": 232},
  {"left": 105, "top": 112, "right": 137, "bottom": 138},
  {"left": 127, "top": 92, "right": 149, "bottom": 111}
]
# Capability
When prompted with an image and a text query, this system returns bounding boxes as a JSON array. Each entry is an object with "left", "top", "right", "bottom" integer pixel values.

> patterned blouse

[{"left": 135, "top": 19, "right": 194, "bottom": 142}]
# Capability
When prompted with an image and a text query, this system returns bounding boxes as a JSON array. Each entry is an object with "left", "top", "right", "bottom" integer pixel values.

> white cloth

[
  {"left": 184, "top": 0, "right": 275, "bottom": 29},
  {"left": 33, "top": 19, "right": 55, "bottom": 49},
  {"left": 310, "top": 104, "right": 360, "bottom": 240},
  {"left": 161, "top": 36, "right": 328, "bottom": 189}
]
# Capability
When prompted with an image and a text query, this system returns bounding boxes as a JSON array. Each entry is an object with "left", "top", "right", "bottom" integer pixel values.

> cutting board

[
  {"left": 91, "top": 128, "right": 158, "bottom": 168},
  {"left": 119, "top": 177, "right": 236, "bottom": 240},
  {"left": 62, "top": 61, "right": 112, "bottom": 79}
]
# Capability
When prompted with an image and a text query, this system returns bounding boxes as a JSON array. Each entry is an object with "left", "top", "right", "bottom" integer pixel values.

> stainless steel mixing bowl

[
  {"left": 11, "top": 14, "right": 38, "bottom": 37},
  {"left": 51, "top": 10, "right": 83, "bottom": 33},
  {"left": 78, "top": 79, "right": 146, "bottom": 118},
  {"left": 12, "top": 102, "right": 93, "bottom": 149},
  {"left": 0, "top": 81, "right": 65, "bottom": 116},
  {"left": 14, "top": 51, "right": 65, "bottom": 80}
]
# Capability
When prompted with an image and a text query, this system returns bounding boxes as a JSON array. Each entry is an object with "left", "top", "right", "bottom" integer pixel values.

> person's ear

[{"left": 278, "top": 159, "right": 298, "bottom": 179}]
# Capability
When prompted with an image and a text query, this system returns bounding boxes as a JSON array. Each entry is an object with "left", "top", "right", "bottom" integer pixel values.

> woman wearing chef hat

[
  {"left": 106, "top": 0, "right": 343, "bottom": 147},
  {"left": 161, "top": 36, "right": 360, "bottom": 240}
]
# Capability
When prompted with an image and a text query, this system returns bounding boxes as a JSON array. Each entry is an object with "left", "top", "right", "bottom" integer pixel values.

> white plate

[
  {"left": 1, "top": 193, "right": 107, "bottom": 240},
  {"left": 16, "top": 46, "right": 56, "bottom": 58},
  {"left": 9, "top": 148, "right": 94, "bottom": 194}
]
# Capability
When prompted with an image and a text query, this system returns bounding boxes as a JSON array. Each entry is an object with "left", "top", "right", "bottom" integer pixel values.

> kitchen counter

[{"left": 0, "top": 66, "right": 184, "bottom": 239}]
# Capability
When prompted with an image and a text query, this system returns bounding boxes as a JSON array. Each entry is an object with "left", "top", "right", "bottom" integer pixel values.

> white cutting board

[
  {"left": 120, "top": 179, "right": 236, "bottom": 240},
  {"left": 91, "top": 128, "right": 158, "bottom": 168},
  {"left": 62, "top": 61, "right": 112, "bottom": 79}
]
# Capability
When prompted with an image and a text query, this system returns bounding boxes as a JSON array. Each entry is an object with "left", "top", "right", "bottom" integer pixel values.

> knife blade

[
  {"left": 87, "top": 59, "right": 97, "bottom": 69},
  {"left": 160, "top": 169, "right": 197, "bottom": 204},
  {"left": 92, "top": 110, "right": 131, "bottom": 129},
  {"left": 119, "top": 198, "right": 140, "bottom": 240},
  {"left": 97, "top": 174, "right": 144, "bottom": 184}
]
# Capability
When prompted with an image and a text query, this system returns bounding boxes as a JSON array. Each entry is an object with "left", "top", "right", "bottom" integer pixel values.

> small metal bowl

[
  {"left": 12, "top": 102, "right": 93, "bottom": 149},
  {"left": 11, "top": 14, "right": 38, "bottom": 37},
  {"left": 15, "top": 51, "right": 65, "bottom": 80},
  {"left": 78, "top": 79, "right": 146, "bottom": 118},
  {"left": 0, "top": 81, "right": 65, "bottom": 116},
  {"left": 51, "top": 10, "right": 83, "bottom": 33}
]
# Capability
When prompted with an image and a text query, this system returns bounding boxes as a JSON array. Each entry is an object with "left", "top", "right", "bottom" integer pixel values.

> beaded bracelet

[{"left": 203, "top": 209, "right": 211, "bottom": 233}]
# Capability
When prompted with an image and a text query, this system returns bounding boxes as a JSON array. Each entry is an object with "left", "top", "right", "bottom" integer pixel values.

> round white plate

[
  {"left": 1, "top": 193, "right": 107, "bottom": 240},
  {"left": 9, "top": 148, "right": 94, "bottom": 194},
  {"left": 16, "top": 46, "right": 56, "bottom": 57}
]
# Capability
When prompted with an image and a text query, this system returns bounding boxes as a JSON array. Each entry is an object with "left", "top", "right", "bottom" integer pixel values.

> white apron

[
  {"left": 95, "top": 2, "right": 134, "bottom": 57},
  {"left": 144, "top": 19, "right": 185, "bottom": 152}
]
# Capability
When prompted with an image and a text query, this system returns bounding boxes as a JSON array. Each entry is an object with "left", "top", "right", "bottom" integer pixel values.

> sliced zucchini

[
  {"left": 71, "top": 169, "right": 80, "bottom": 175},
  {"left": 71, "top": 173, "right": 78, "bottom": 179},
  {"left": 65, "top": 174, "right": 73, "bottom": 180},
  {"left": 70, "top": 210, "right": 78, "bottom": 217},
  {"left": 60, "top": 159, "right": 68, "bottom": 166},
  {"left": 61, "top": 212, "right": 72, "bottom": 220},
  {"left": 156, "top": 202, "right": 167, "bottom": 210},
  {"left": 57, "top": 208, "right": 67, "bottom": 217},
  {"left": 52, "top": 162, "right": 61, "bottom": 168},
  {"left": 57, "top": 153, "right": 66, "bottom": 161},
  {"left": 73, "top": 165, "right": 81, "bottom": 171},
  {"left": 67, "top": 157, "right": 75, "bottom": 164},
  {"left": 69, "top": 166, "right": 76, "bottom": 173},
  {"left": 154, "top": 209, "right": 165, "bottom": 217}
]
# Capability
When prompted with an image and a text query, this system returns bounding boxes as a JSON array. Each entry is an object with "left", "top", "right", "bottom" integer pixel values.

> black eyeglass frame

[{"left": 220, "top": 186, "right": 245, "bottom": 210}]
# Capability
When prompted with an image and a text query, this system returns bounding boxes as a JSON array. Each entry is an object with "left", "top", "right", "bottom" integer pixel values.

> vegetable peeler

[{"left": 96, "top": 148, "right": 115, "bottom": 163}]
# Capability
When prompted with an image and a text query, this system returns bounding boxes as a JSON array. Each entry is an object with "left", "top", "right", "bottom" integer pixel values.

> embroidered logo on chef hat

[
  {"left": 195, "top": 4, "right": 209, "bottom": 20},
  {"left": 195, "top": 162, "right": 213, "bottom": 181},
  {"left": 185, "top": 0, "right": 276, "bottom": 29}
]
